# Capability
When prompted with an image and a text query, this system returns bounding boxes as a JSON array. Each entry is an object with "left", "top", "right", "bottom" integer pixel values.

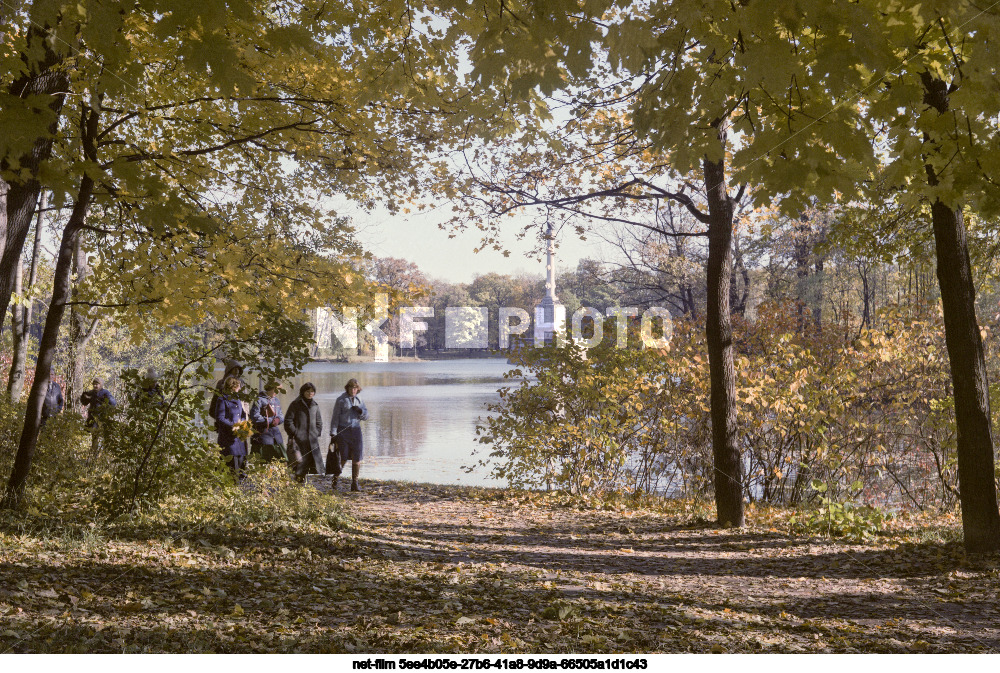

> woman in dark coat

[
  {"left": 215, "top": 376, "right": 249, "bottom": 481},
  {"left": 283, "top": 382, "right": 323, "bottom": 481}
]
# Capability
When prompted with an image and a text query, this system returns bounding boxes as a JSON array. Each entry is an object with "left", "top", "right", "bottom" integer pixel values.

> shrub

[
  {"left": 0, "top": 399, "right": 90, "bottom": 516},
  {"left": 89, "top": 353, "right": 230, "bottom": 518},
  {"left": 788, "top": 480, "right": 892, "bottom": 541},
  {"left": 476, "top": 302, "right": 967, "bottom": 512},
  {"left": 474, "top": 320, "right": 712, "bottom": 496}
]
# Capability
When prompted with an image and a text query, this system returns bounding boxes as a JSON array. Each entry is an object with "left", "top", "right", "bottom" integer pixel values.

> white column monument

[{"left": 534, "top": 221, "right": 566, "bottom": 346}]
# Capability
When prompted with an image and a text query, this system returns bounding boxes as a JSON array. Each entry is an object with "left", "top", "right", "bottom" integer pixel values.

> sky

[{"left": 345, "top": 202, "right": 612, "bottom": 284}]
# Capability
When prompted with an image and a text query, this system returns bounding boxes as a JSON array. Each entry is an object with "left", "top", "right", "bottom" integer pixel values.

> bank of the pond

[
  {"left": 328, "top": 351, "right": 506, "bottom": 363},
  {"left": 220, "top": 358, "right": 518, "bottom": 488}
]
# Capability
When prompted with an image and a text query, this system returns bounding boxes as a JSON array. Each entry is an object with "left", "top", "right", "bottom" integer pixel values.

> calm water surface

[{"left": 265, "top": 359, "right": 518, "bottom": 487}]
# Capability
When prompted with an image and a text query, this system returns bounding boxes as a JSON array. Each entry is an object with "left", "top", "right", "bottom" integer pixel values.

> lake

[{"left": 255, "top": 358, "right": 518, "bottom": 487}]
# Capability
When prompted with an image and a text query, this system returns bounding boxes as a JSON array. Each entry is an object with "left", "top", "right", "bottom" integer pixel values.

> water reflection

[{"left": 234, "top": 359, "right": 517, "bottom": 486}]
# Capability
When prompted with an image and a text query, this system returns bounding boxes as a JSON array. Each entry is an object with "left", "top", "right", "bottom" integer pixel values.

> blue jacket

[
  {"left": 140, "top": 382, "right": 165, "bottom": 407},
  {"left": 250, "top": 393, "right": 284, "bottom": 446},
  {"left": 208, "top": 359, "right": 246, "bottom": 420},
  {"left": 215, "top": 394, "right": 248, "bottom": 456},
  {"left": 330, "top": 392, "right": 368, "bottom": 437},
  {"left": 80, "top": 388, "right": 116, "bottom": 424}
]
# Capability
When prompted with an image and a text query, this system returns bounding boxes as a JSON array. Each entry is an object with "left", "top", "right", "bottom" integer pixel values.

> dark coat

[
  {"left": 215, "top": 394, "right": 248, "bottom": 456},
  {"left": 42, "top": 381, "right": 64, "bottom": 418},
  {"left": 80, "top": 388, "right": 116, "bottom": 426},
  {"left": 250, "top": 392, "right": 284, "bottom": 446},
  {"left": 140, "top": 382, "right": 165, "bottom": 407},
  {"left": 284, "top": 396, "right": 323, "bottom": 472}
]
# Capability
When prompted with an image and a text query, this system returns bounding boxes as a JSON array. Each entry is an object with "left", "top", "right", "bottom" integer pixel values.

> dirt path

[
  {"left": 2, "top": 479, "right": 998, "bottom": 653},
  {"left": 339, "top": 481, "right": 1000, "bottom": 653}
]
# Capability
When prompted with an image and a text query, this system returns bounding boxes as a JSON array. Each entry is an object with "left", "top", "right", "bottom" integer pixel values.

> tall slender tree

[{"left": 6, "top": 191, "right": 46, "bottom": 400}]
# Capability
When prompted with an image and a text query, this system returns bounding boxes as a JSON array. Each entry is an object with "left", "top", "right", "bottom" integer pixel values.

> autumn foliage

[{"left": 478, "top": 303, "right": 992, "bottom": 516}]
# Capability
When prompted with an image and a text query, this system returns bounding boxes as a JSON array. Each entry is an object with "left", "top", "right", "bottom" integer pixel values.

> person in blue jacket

[
  {"left": 209, "top": 359, "right": 248, "bottom": 422},
  {"left": 215, "top": 375, "right": 249, "bottom": 481},
  {"left": 250, "top": 381, "right": 286, "bottom": 463},
  {"left": 329, "top": 378, "right": 368, "bottom": 492},
  {"left": 80, "top": 377, "right": 116, "bottom": 456}
]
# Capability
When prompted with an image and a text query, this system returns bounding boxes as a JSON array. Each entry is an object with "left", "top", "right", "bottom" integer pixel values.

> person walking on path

[
  {"left": 209, "top": 359, "right": 249, "bottom": 422},
  {"left": 251, "top": 381, "right": 287, "bottom": 463},
  {"left": 329, "top": 378, "right": 368, "bottom": 492},
  {"left": 40, "top": 367, "right": 64, "bottom": 428},
  {"left": 80, "top": 377, "right": 116, "bottom": 456},
  {"left": 215, "top": 375, "right": 250, "bottom": 482},
  {"left": 284, "top": 382, "right": 324, "bottom": 482}
]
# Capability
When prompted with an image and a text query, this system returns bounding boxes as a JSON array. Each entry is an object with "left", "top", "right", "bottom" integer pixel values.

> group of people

[
  {"left": 39, "top": 359, "right": 371, "bottom": 491},
  {"left": 209, "top": 360, "right": 369, "bottom": 492},
  {"left": 39, "top": 371, "right": 117, "bottom": 456}
]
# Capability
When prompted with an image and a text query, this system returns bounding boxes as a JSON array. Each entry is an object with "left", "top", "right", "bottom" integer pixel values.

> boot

[
  {"left": 351, "top": 462, "right": 361, "bottom": 492},
  {"left": 331, "top": 475, "right": 339, "bottom": 492}
]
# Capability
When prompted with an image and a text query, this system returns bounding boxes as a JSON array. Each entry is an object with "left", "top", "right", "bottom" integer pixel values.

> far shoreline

[{"left": 313, "top": 351, "right": 510, "bottom": 364}]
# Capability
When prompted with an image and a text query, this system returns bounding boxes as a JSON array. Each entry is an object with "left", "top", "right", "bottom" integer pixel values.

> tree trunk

[
  {"left": 813, "top": 229, "right": 826, "bottom": 333},
  {"left": 684, "top": 285, "right": 697, "bottom": 319},
  {"left": 731, "top": 236, "right": 749, "bottom": 318},
  {"left": 702, "top": 139, "right": 745, "bottom": 528},
  {"left": 0, "top": 177, "right": 7, "bottom": 329},
  {"left": 66, "top": 235, "right": 96, "bottom": 405},
  {"left": 922, "top": 73, "right": 1000, "bottom": 553},
  {"left": 6, "top": 253, "right": 26, "bottom": 399},
  {"left": 2, "top": 99, "right": 98, "bottom": 510},
  {"left": 858, "top": 261, "right": 872, "bottom": 329},
  {"left": 0, "top": 24, "right": 68, "bottom": 338},
  {"left": 2, "top": 174, "right": 93, "bottom": 508},
  {"left": 6, "top": 193, "right": 45, "bottom": 400},
  {"left": 25, "top": 190, "right": 44, "bottom": 344},
  {"left": 929, "top": 201, "right": 1000, "bottom": 553},
  {"left": 795, "top": 213, "right": 810, "bottom": 334}
]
